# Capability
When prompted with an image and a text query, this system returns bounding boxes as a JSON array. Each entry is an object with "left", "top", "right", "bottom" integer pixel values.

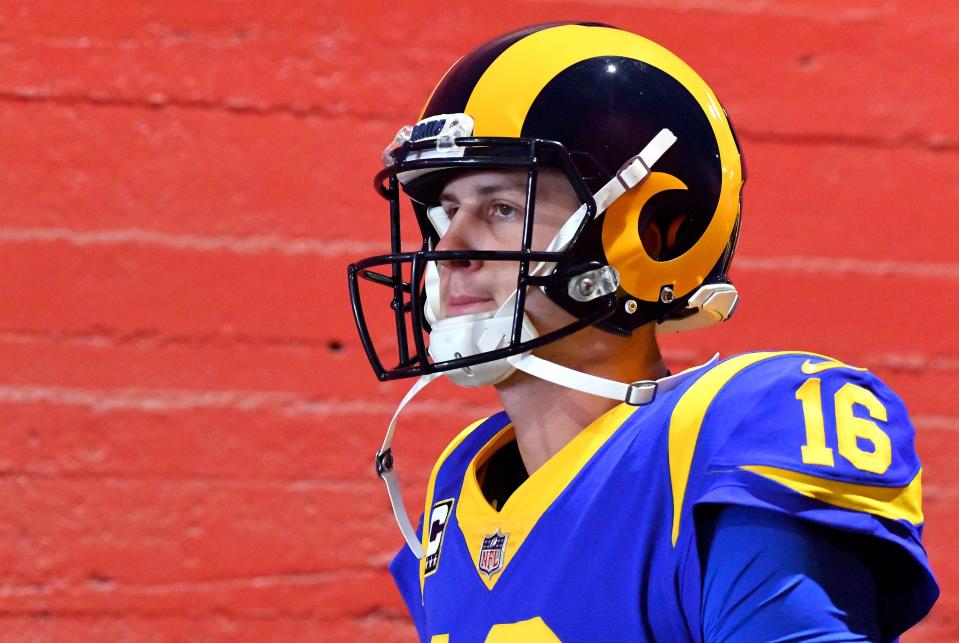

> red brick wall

[{"left": 1, "top": 1, "right": 955, "bottom": 640}]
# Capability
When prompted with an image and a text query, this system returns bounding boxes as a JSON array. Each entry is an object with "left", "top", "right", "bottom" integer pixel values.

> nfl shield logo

[{"left": 478, "top": 529, "right": 509, "bottom": 578}]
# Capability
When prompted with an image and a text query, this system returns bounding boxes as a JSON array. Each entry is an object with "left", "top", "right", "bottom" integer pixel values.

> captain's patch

[{"left": 424, "top": 498, "right": 455, "bottom": 577}]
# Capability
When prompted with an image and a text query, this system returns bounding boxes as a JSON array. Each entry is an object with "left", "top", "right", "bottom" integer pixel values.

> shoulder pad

[
  {"left": 670, "top": 352, "right": 935, "bottom": 630},
  {"left": 706, "top": 352, "right": 919, "bottom": 490}
]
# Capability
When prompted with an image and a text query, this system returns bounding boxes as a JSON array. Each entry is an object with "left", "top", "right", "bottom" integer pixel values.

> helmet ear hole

[
  {"left": 640, "top": 213, "right": 689, "bottom": 261},
  {"left": 640, "top": 221, "right": 663, "bottom": 259},
  {"left": 661, "top": 213, "right": 690, "bottom": 261},
  {"left": 640, "top": 212, "right": 689, "bottom": 261},
  {"left": 665, "top": 214, "right": 685, "bottom": 250}
]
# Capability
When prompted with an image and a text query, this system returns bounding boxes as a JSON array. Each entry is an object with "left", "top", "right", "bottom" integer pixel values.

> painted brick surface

[{"left": 1, "top": 1, "right": 956, "bottom": 640}]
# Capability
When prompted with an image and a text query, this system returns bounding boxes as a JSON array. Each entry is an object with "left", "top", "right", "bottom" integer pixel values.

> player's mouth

[{"left": 446, "top": 295, "right": 496, "bottom": 317}]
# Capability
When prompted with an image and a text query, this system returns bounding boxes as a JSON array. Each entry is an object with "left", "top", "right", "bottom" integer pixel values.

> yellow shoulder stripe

[
  {"left": 668, "top": 351, "right": 807, "bottom": 545},
  {"left": 742, "top": 465, "right": 924, "bottom": 526},
  {"left": 419, "top": 415, "right": 491, "bottom": 597}
]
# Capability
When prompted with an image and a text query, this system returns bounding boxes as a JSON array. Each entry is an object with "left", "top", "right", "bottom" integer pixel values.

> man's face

[{"left": 433, "top": 168, "right": 582, "bottom": 324}]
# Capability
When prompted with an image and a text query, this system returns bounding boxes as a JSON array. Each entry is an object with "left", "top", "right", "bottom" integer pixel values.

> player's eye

[{"left": 492, "top": 203, "right": 518, "bottom": 219}]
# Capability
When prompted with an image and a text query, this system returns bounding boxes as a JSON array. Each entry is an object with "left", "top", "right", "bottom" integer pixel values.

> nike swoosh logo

[{"left": 800, "top": 358, "right": 865, "bottom": 375}]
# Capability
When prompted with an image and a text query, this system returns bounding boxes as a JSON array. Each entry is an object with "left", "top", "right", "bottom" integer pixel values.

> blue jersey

[{"left": 390, "top": 352, "right": 938, "bottom": 641}]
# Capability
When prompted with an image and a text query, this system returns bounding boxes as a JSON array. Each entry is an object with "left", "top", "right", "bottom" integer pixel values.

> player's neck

[{"left": 495, "top": 326, "right": 667, "bottom": 476}]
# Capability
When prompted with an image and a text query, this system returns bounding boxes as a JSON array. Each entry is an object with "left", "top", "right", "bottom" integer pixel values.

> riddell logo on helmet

[{"left": 411, "top": 118, "right": 448, "bottom": 142}]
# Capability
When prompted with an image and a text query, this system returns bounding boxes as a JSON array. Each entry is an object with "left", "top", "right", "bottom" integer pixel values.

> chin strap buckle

[
  {"left": 375, "top": 448, "right": 394, "bottom": 478},
  {"left": 625, "top": 380, "right": 658, "bottom": 406}
]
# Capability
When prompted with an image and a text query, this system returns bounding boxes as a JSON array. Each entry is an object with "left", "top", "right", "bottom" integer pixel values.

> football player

[{"left": 347, "top": 22, "right": 939, "bottom": 641}]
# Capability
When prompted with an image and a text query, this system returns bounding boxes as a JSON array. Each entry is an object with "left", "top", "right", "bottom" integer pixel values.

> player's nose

[{"left": 435, "top": 210, "right": 482, "bottom": 271}]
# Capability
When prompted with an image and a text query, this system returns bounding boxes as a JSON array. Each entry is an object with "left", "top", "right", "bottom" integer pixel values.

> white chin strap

[
  {"left": 377, "top": 129, "right": 689, "bottom": 557},
  {"left": 375, "top": 372, "right": 439, "bottom": 558}
]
